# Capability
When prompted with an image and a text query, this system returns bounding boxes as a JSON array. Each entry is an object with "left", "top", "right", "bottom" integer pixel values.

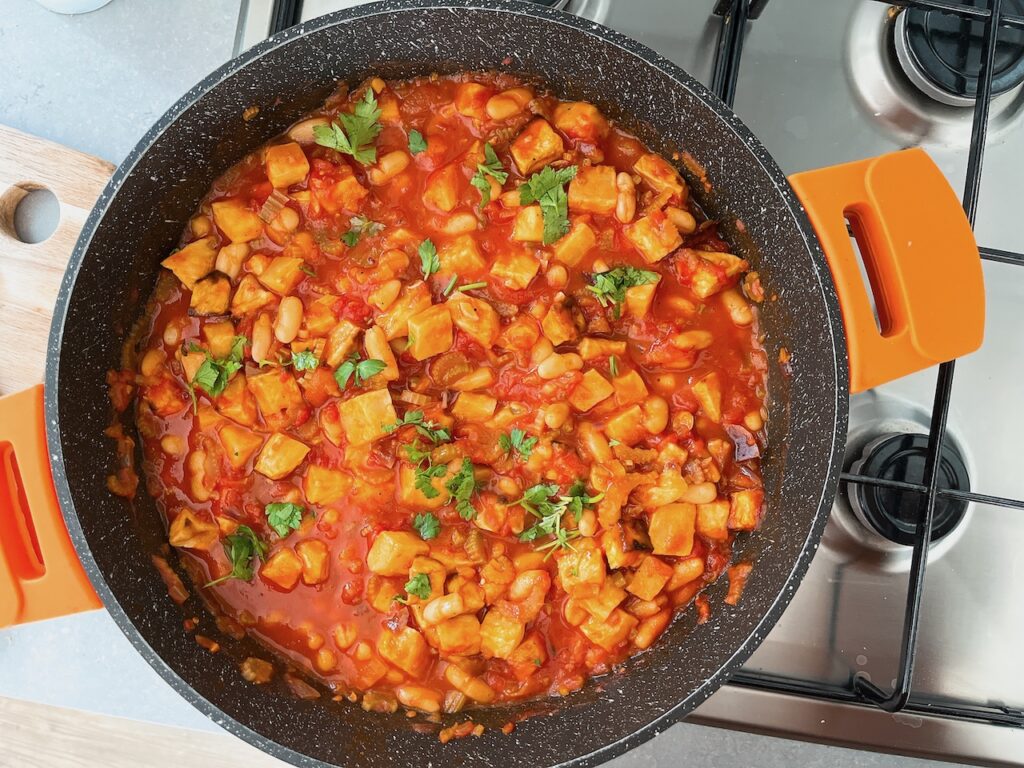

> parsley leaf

[
  {"left": 312, "top": 88, "right": 382, "bottom": 165},
  {"left": 291, "top": 349, "right": 319, "bottom": 371},
  {"left": 519, "top": 165, "right": 578, "bottom": 244},
  {"left": 470, "top": 142, "right": 508, "bottom": 207},
  {"left": 340, "top": 214, "right": 383, "bottom": 247},
  {"left": 384, "top": 410, "right": 451, "bottom": 444},
  {"left": 403, "top": 439, "right": 433, "bottom": 465},
  {"left": 413, "top": 512, "right": 440, "bottom": 541},
  {"left": 499, "top": 428, "right": 538, "bottom": 460},
  {"left": 265, "top": 502, "right": 305, "bottom": 538},
  {"left": 299, "top": 263, "right": 317, "bottom": 277},
  {"left": 408, "top": 129, "right": 427, "bottom": 155},
  {"left": 206, "top": 525, "right": 266, "bottom": 586},
  {"left": 419, "top": 239, "right": 440, "bottom": 279},
  {"left": 334, "top": 353, "right": 387, "bottom": 389},
  {"left": 191, "top": 335, "right": 247, "bottom": 398},
  {"left": 445, "top": 458, "right": 479, "bottom": 520},
  {"left": 404, "top": 573, "right": 432, "bottom": 600},
  {"left": 587, "top": 266, "right": 660, "bottom": 317},
  {"left": 415, "top": 463, "right": 447, "bottom": 499},
  {"left": 515, "top": 480, "right": 603, "bottom": 555}
]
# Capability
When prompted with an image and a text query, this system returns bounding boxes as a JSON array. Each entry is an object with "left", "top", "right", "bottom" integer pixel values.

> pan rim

[{"left": 44, "top": 2, "right": 849, "bottom": 767}]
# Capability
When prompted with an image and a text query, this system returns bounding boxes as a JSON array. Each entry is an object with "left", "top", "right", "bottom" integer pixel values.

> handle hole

[
  {"left": 0, "top": 184, "right": 60, "bottom": 244},
  {"left": 0, "top": 443, "right": 45, "bottom": 579},
  {"left": 845, "top": 209, "right": 894, "bottom": 338}
]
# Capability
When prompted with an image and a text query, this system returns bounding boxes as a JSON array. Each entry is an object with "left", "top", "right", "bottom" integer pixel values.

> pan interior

[{"left": 46, "top": 3, "right": 847, "bottom": 767}]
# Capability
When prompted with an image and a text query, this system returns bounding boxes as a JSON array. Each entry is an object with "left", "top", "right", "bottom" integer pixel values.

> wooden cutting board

[{"left": 0, "top": 125, "right": 114, "bottom": 395}]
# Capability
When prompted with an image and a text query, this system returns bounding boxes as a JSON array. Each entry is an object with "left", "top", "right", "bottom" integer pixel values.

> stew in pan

[{"left": 110, "top": 73, "right": 768, "bottom": 719}]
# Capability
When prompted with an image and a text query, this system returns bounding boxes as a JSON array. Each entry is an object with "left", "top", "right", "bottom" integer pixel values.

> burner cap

[
  {"left": 894, "top": 0, "right": 1024, "bottom": 106},
  {"left": 852, "top": 433, "right": 969, "bottom": 546}
]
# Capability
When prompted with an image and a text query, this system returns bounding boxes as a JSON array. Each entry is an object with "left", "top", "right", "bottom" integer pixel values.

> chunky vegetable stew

[{"left": 117, "top": 73, "right": 768, "bottom": 718}]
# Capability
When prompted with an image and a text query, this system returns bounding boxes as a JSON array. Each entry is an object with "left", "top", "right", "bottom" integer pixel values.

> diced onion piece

[
  {"left": 443, "top": 690, "right": 467, "bottom": 714},
  {"left": 259, "top": 189, "right": 290, "bottom": 223},
  {"left": 398, "top": 389, "right": 434, "bottom": 407}
]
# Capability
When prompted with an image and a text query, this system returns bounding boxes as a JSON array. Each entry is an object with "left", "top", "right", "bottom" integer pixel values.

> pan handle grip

[
  {"left": 788, "top": 148, "right": 984, "bottom": 393},
  {"left": 0, "top": 385, "right": 100, "bottom": 627}
]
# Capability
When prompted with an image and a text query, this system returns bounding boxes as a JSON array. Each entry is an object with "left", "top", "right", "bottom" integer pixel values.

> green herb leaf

[
  {"left": 587, "top": 266, "right": 660, "bottom": 317},
  {"left": 499, "top": 428, "right": 538, "bottom": 460},
  {"left": 265, "top": 502, "right": 305, "bottom": 538},
  {"left": 341, "top": 214, "right": 383, "bottom": 247},
  {"left": 419, "top": 239, "right": 440, "bottom": 279},
  {"left": 403, "top": 439, "right": 433, "bottom": 466},
  {"left": 470, "top": 142, "right": 509, "bottom": 207},
  {"left": 206, "top": 525, "right": 266, "bottom": 586},
  {"left": 404, "top": 572, "right": 432, "bottom": 600},
  {"left": 445, "top": 457, "right": 479, "bottom": 520},
  {"left": 291, "top": 349, "right": 319, "bottom": 371},
  {"left": 415, "top": 463, "right": 447, "bottom": 499},
  {"left": 334, "top": 353, "right": 387, "bottom": 389},
  {"left": 299, "top": 263, "right": 317, "bottom": 277},
  {"left": 519, "top": 165, "right": 578, "bottom": 244},
  {"left": 408, "top": 129, "right": 427, "bottom": 155},
  {"left": 384, "top": 410, "right": 451, "bottom": 444},
  {"left": 191, "top": 335, "right": 248, "bottom": 398},
  {"left": 413, "top": 512, "right": 440, "bottom": 541},
  {"left": 608, "top": 438, "right": 621, "bottom": 447},
  {"left": 312, "top": 88, "right": 382, "bottom": 165},
  {"left": 514, "top": 480, "right": 602, "bottom": 555}
]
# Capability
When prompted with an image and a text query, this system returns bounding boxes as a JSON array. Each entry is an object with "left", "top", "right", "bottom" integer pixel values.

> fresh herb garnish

[
  {"left": 291, "top": 349, "right": 319, "bottom": 371},
  {"left": 312, "top": 88, "right": 382, "bottom": 165},
  {"left": 457, "top": 281, "right": 487, "bottom": 292},
  {"left": 299, "top": 263, "right": 317, "bottom": 277},
  {"left": 206, "top": 525, "right": 266, "bottom": 586},
  {"left": 404, "top": 573, "right": 432, "bottom": 600},
  {"left": 469, "top": 142, "right": 508, "bottom": 207},
  {"left": 384, "top": 410, "right": 451, "bottom": 444},
  {"left": 519, "top": 165, "right": 578, "bottom": 244},
  {"left": 264, "top": 502, "right": 305, "bottom": 538},
  {"left": 404, "top": 439, "right": 433, "bottom": 465},
  {"left": 587, "top": 266, "right": 660, "bottom": 318},
  {"left": 608, "top": 438, "right": 622, "bottom": 447},
  {"left": 191, "top": 335, "right": 247, "bottom": 399},
  {"left": 515, "top": 481, "right": 603, "bottom": 555},
  {"left": 445, "top": 458, "right": 479, "bottom": 520},
  {"left": 408, "top": 129, "right": 427, "bottom": 155},
  {"left": 334, "top": 353, "right": 386, "bottom": 389},
  {"left": 609, "top": 355, "right": 619, "bottom": 377},
  {"left": 499, "top": 428, "right": 538, "bottom": 460},
  {"left": 340, "top": 214, "right": 383, "bottom": 247},
  {"left": 413, "top": 512, "right": 440, "bottom": 541},
  {"left": 442, "top": 275, "right": 458, "bottom": 297},
  {"left": 419, "top": 239, "right": 440, "bottom": 279},
  {"left": 414, "top": 463, "right": 447, "bottom": 499}
]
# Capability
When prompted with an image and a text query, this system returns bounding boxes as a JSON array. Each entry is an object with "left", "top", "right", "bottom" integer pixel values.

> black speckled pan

[{"left": 31, "top": 1, "right": 984, "bottom": 767}]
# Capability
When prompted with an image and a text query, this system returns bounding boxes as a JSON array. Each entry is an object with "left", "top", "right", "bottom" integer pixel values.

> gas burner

[
  {"left": 848, "top": 433, "right": 970, "bottom": 546},
  {"left": 845, "top": 2, "right": 1024, "bottom": 148},
  {"left": 894, "top": 0, "right": 1024, "bottom": 107}
]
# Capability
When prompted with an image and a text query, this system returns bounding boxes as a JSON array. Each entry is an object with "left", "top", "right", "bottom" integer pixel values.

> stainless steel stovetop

[{"left": 233, "top": 1, "right": 1024, "bottom": 764}]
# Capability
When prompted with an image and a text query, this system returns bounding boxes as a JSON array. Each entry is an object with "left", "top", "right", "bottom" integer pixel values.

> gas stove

[{"left": 236, "top": 0, "right": 1024, "bottom": 763}]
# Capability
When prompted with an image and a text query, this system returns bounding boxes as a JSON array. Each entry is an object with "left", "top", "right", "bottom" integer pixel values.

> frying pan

[{"left": 0, "top": 2, "right": 985, "bottom": 766}]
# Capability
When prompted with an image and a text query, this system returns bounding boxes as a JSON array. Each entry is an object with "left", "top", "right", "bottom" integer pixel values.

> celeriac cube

[
  {"left": 260, "top": 547, "right": 303, "bottom": 591},
  {"left": 556, "top": 540, "right": 606, "bottom": 597},
  {"left": 256, "top": 256, "right": 305, "bottom": 295},
  {"left": 378, "top": 281, "right": 432, "bottom": 340},
  {"left": 612, "top": 369, "right": 649, "bottom": 407},
  {"left": 455, "top": 82, "right": 491, "bottom": 119},
  {"left": 435, "top": 615, "right": 482, "bottom": 656},
  {"left": 579, "top": 608, "right": 637, "bottom": 651},
  {"left": 217, "top": 373, "right": 258, "bottom": 427},
  {"left": 490, "top": 249, "right": 540, "bottom": 290},
  {"left": 510, "top": 118, "right": 564, "bottom": 175},
  {"left": 633, "top": 153, "right": 685, "bottom": 200},
  {"left": 254, "top": 432, "right": 310, "bottom": 479},
  {"left": 247, "top": 369, "right": 305, "bottom": 429},
  {"left": 541, "top": 301, "right": 578, "bottom": 347},
  {"left": 551, "top": 220, "right": 596, "bottom": 267},
  {"left": 162, "top": 237, "right": 217, "bottom": 290},
  {"left": 230, "top": 274, "right": 275, "bottom": 316},
  {"left": 728, "top": 489, "right": 764, "bottom": 531},
  {"left": 407, "top": 304, "right": 453, "bottom": 360},
  {"left": 447, "top": 294, "right": 500, "bottom": 348},
  {"left": 512, "top": 205, "right": 545, "bottom": 242},
  {"left": 569, "top": 369, "right": 614, "bottom": 412},
  {"left": 691, "top": 372, "right": 722, "bottom": 423},
  {"left": 397, "top": 464, "right": 449, "bottom": 510},
  {"left": 218, "top": 424, "right": 264, "bottom": 470},
  {"left": 377, "top": 626, "right": 431, "bottom": 677},
  {"left": 304, "top": 464, "right": 350, "bottom": 505},
  {"left": 366, "top": 531, "right": 429, "bottom": 576},
  {"left": 336, "top": 388, "right": 397, "bottom": 445},
  {"left": 212, "top": 198, "right": 263, "bottom": 243},
  {"left": 452, "top": 392, "right": 497, "bottom": 423},
  {"left": 578, "top": 337, "right": 626, "bottom": 360},
  {"left": 623, "top": 211, "right": 682, "bottom": 263},
  {"left": 438, "top": 234, "right": 486, "bottom": 276},
  {"left": 324, "top": 319, "right": 361, "bottom": 367},
  {"left": 422, "top": 164, "right": 461, "bottom": 212},
  {"left": 203, "top": 321, "right": 236, "bottom": 358},
  {"left": 568, "top": 165, "right": 617, "bottom": 215},
  {"left": 623, "top": 281, "right": 659, "bottom": 317},
  {"left": 553, "top": 101, "right": 609, "bottom": 142},
  {"left": 604, "top": 404, "right": 645, "bottom": 445},
  {"left": 480, "top": 610, "right": 525, "bottom": 659},
  {"left": 578, "top": 581, "right": 627, "bottom": 621},
  {"left": 295, "top": 539, "right": 329, "bottom": 585},
  {"left": 697, "top": 499, "right": 730, "bottom": 541},
  {"left": 265, "top": 142, "right": 310, "bottom": 188},
  {"left": 648, "top": 502, "right": 697, "bottom": 557},
  {"left": 626, "top": 555, "right": 674, "bottom": 601}
]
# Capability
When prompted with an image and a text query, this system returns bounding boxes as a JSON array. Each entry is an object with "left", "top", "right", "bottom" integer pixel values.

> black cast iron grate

[
  {"left": 265, "top": 0, "right": 1024, "bottom": 733},
  {"left": 712, "top": 0, "right": 1024, "bottom": 730}
]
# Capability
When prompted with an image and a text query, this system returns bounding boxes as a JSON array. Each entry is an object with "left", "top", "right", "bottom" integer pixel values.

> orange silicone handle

[
  {"left": 788, "top": 148, "right": 984, "bottom": 393},
  {"left": 0, "top": 385, "right": 100, "bottom": 627}
]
